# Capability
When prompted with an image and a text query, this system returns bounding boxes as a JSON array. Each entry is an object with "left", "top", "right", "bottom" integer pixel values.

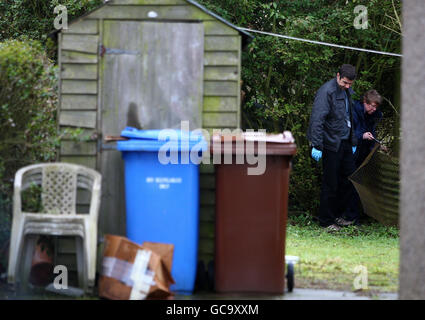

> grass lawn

[{"left": 285, "top": 214, "right": 399, "bottom": 295}]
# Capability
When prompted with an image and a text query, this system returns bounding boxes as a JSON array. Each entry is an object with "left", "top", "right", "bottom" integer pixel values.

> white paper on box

[{"left": 129, "top": 249, "right": 155, "bottom": 300}]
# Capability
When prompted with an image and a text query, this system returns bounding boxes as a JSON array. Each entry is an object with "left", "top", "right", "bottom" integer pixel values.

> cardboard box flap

[{"left": 142, "top": 241, "right": 174, "bottom": 275}]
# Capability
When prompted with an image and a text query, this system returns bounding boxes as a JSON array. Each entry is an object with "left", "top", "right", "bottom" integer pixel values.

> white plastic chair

[{"left": 7, "top": 163, "right": 101, "bottom": 293}]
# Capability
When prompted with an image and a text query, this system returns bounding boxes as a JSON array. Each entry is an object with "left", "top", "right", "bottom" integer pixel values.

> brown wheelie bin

[{"left": 211, "top": 132, "right": 296, "bottom": 294}]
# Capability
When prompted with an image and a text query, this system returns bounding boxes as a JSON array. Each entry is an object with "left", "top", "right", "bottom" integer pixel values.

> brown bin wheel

[{"left": 286, "top": 263, "right": 294, "bottom": 292}]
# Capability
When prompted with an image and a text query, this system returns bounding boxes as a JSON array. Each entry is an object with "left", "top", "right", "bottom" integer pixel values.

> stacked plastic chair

[{"left": 7, "top": 163, "right": 101, "bottom": 293}]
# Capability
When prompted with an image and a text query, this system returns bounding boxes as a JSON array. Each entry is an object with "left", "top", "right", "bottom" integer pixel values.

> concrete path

[
  {"left": 282, "top": 288, "right": 397, "bottom": 300},
  {"left": 177, "top": 289, "right": 398, "bottom": 300}
]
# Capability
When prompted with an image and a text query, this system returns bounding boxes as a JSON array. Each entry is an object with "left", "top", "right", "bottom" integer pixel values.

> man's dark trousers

[{"left": 319, "top": 140, "right": 357, "bottom": 227}]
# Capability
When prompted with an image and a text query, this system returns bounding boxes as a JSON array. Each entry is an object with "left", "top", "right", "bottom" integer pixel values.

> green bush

[
  {"left": 0, "top": 39, "right": 58, "bottom": 220},
  {"left": 0, "top": 0, "right": 103, "bottom": 42}
]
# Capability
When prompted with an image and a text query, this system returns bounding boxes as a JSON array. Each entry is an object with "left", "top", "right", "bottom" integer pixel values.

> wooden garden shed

[{"left": 53, "top": 0, "right": 252, "bottom": 274}]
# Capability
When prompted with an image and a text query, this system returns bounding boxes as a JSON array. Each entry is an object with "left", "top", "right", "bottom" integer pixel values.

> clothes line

[{"left": 238, "top": 27, "right": 402, "bottom": 58}]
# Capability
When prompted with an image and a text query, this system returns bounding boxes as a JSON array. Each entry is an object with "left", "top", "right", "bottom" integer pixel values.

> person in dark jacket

[
  {"left": 307, "top": 64, "right": 358, "bottom": 231},
  {"left": 345, "top": 89, "right": 383, "bottom": 221},
  {"left": 352, "top": 89, "right": 383, "bottom": 167}
]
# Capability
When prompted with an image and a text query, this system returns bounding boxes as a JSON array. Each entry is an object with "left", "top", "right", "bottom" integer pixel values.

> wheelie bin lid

[
  {"left": 210, "top": 131, "right": 297, "bottom": 156},
  {"left": 117, "top": 127, "right": 208, "bottom": 152}
]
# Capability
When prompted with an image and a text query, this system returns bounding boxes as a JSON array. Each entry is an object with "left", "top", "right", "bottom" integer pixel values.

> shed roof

[{"left": 50, "top": 0, "right": 253, "bottom": 47}]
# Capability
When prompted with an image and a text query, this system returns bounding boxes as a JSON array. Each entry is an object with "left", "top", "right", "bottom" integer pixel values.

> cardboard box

[{"left": 99, "top": 235, "right": 175, "bottom": 300}]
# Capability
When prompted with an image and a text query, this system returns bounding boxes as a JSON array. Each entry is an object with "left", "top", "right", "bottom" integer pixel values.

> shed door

[{"left": 99, "top": 21, "right": 204, "bottom": 235}]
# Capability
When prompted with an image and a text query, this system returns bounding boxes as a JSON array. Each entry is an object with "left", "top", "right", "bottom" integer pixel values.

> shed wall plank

[
  {"left": 59, "top": 127, "right": 97, "bottom": 140},
  {"left": 199, "top": 205, "right": 215, "bottom": 223},
  {"left": 205, "top": 36, "right": 239, "bottom": 51},
  {"left": 204, "top": 66, "right": 238, "bottom": 81},
  {"left": 204, "top": 52, "right": 238, "bottom": 66},
  {"left": 61, "top": 95, "right": 98, "bottom": 110},
  {"left": 199, "top": 221, "right": 215, "bottom": 238},
  {"left": 59, "top": 111, "right": 97, "bottom": 128},
  {"left": 62, "top": 80, "right": 98, "bottom": 94},
  {"left": 62, "top": 51, "right": 98, "bottom": 64},
  {"left": 203, "top": 112, "right": 238, "bottom": 128},
  {"left": 203, "top": 96, "right": 238, "bottom": 112},
  {"left": 63, "top": 20, "right": 99, "bottom": 34},
  {"left": 203, "top": 127, "right": 239, "bottom": 136},
  {"left": 204, "top": 81, "right": 238, "bottom": 96},
  {"left": 62, "top": 64, "right": 98, "bottom": 80},
  {"left": 60, "top": 141, "right": 97, "bottom": 156},
  {"left": 200, "top": 190, "right": 215, "bottom": 206},
  {"left": 62, "top": 34, "right": 99, "bottom": 54},
  {"left": 204, "top": 21, "right": 239, "bottom": 35},
  {"left": 89, "top": 5, "right": 212, "bottom": 20},
  {"left": 198, "top": 237, "right": 214, "bottom": 254},
  {"left": 200, "top": 174, "right": 215, "bottom": 190},
  {"left": 200, "top": 163, "right": 215, "bottom": 174}
]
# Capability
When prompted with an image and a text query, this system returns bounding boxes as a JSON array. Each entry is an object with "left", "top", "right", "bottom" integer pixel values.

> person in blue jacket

[
  {"left": 345, "top": 89, "right": 383, "bottom": 223},
  {"left": 352, "top": 89, "right": 383, "bottom": 167}
]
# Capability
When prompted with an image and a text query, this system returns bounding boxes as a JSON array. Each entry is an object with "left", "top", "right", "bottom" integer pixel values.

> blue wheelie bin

[{"left": 117, "top": 127, "right": 207, "bottom": 293}]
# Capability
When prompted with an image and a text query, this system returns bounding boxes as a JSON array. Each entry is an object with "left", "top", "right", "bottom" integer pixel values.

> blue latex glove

[
  {"left": 352, "top": 146, "right": 357, "bottom": 154},
  {"left": 311, "top": 147, "right": 322, "bottom": 162}
]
